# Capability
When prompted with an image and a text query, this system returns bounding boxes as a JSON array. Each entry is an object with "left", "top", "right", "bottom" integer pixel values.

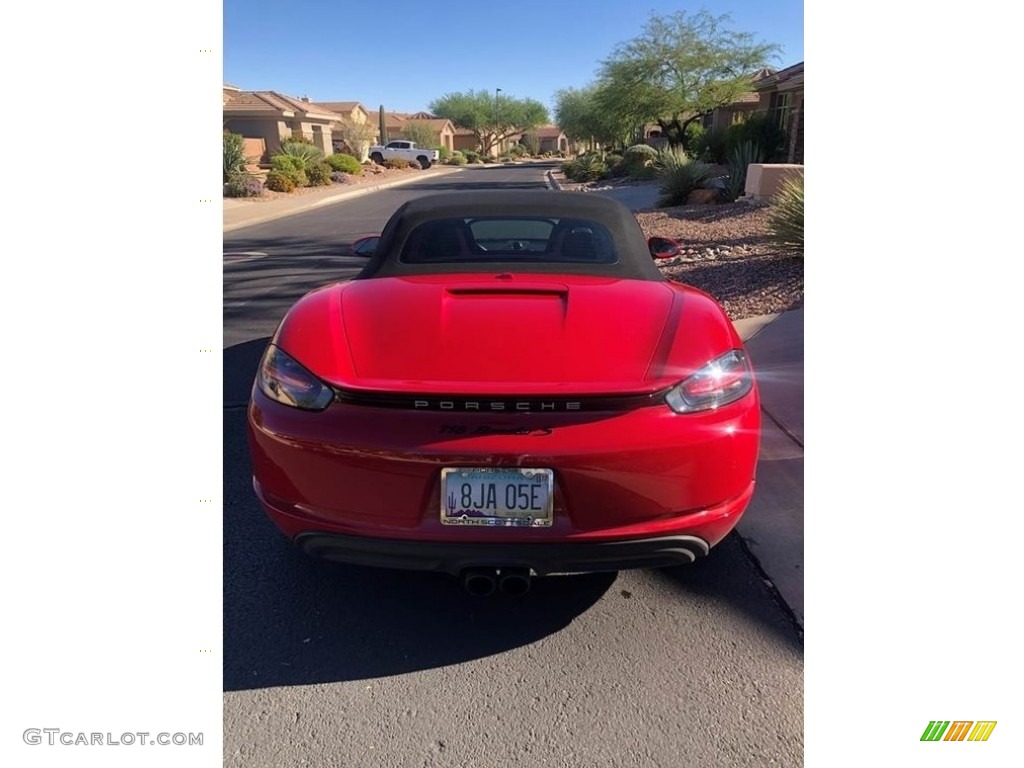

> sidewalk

[
  {"left": 732, "top": 312, "right": 805, "bottom": 628},
  {"left": 224, "top": 166, "right": 464, "bottom": 233}
]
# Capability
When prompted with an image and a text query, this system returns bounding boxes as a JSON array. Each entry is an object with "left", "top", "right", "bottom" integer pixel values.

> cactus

[{"left": 378, "top": 105, "right": 388, "bottom": 145}]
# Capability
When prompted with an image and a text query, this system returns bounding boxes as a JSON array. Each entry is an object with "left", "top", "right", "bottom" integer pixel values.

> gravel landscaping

[
  {"left": 558, "top": 175, "right": 803, "bottom": 320},
  {"left": 240, "top": 165, "right": 430, "bottom": 203},
  {"left": 636, "top": 202, "right": 803, "bottom": 320}
]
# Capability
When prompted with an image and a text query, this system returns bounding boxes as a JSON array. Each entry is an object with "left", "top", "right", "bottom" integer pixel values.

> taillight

[{"left": 664, "top": 350, "right": 754, "bottom": 413}]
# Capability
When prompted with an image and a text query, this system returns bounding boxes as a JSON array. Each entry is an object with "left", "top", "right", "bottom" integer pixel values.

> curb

[
  {"left": 224, "top": 167, "right": 464, "bottom": 233},
  {"left": 545, "top": 169, "right": 563, "bottom": 191}
]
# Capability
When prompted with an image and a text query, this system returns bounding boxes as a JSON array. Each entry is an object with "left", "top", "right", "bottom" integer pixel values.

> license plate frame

[{"left": 440, "top": 467, "right": 554, "bottom": 527}]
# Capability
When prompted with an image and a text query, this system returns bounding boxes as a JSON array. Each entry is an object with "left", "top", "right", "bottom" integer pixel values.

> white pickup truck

[{"left": 368, "top": 141, "right": 439, "bottom": 169}]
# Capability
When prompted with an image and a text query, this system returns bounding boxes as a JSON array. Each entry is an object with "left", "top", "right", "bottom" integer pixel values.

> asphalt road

[{"left": 223, "top": 164, "right": 803, "bottom": 767}]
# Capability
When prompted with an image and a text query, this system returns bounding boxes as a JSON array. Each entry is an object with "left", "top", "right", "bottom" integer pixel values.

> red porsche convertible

[{"left": 248, "top": 191, "right": 760, "bottom": 595}]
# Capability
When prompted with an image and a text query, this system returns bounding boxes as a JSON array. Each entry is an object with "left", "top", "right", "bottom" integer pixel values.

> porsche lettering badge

[{"left": 416, "top": 400, "right": 581, "bottom": 411}]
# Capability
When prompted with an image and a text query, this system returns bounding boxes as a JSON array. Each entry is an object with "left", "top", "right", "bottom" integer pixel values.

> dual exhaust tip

[{"left": 462, "top": 567, "right": 532, "bottom": 597}]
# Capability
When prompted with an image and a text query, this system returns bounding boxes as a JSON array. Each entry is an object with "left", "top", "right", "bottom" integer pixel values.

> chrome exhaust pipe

[
  {"left": 462, "top": 568, "right": 497, "bottom": 597},
  {"left": 498, "top": 567, "right": 532, "bottom": 596}
]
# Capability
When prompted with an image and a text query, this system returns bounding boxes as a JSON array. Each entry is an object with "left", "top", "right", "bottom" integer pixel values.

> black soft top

[{"left": 355, "top": 190, "right": 665, "bottom": 281}]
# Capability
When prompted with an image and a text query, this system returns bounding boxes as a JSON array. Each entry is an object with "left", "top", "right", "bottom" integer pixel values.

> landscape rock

[{"left": 685, "top": 188, "right": 721, "bottom": 205}]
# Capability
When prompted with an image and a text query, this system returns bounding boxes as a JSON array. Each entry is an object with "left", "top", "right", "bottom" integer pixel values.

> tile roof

[
  {"left": 318, "top": 101, "right": 367, "bottom": 116},
  {"left": 404, "top": 118, "right": 454, "bottom": 131},
  {"left": 753, "top": 61, "right": 804, "bottom": 91},
  {"left": 533, "top": 125, "right": 565, "bottom": 138},
  {"left": 223, "top": 91, "right": 340, "bottom": 120}
]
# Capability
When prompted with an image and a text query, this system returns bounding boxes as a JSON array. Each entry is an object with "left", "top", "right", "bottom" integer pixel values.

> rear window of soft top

[{"left": 399, "top": 216, "right": 619, "bottom": 264}]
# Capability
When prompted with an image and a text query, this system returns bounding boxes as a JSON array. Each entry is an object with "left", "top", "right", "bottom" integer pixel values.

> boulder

[{"left": 686, "top": 188, "right": 721, "bottom": 205}]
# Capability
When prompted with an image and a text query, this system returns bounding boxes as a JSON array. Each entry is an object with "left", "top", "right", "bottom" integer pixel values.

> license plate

[{"left": 440, "top": 468, "right": 553, "bottom": 527}]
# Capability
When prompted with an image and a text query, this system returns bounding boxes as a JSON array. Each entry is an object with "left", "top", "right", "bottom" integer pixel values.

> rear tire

[
  {"left": 370, "top": 152, "right": 384, "bottom": 164},
  {"left": 417, "top": 155, "right": 431, "bottom": 170}
]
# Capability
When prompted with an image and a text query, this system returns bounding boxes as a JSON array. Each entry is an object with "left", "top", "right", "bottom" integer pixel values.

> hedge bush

[
  {"left": 265, "top": 170, "right": 297, "bottom": 193},
  {"left": 305, "top": 162, "right": 332, "bottom": 186},
  {"left": 326, "top": 153, "right": 362, "bottom": 174},
  {"left": 224, "top": 174, "right": 263, "bottom": 198}
]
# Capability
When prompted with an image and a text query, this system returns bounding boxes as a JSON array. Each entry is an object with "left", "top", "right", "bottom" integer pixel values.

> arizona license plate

[{"left": 440, "top": 468, "right": 553, "bottom": 527}]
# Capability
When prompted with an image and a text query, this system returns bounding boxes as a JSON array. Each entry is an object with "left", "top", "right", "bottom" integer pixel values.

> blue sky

[{"left": 224, "top": 0, "right": 803, "bottom": 115}]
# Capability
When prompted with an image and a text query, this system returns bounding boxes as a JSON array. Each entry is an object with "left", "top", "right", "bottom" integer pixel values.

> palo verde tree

[
  {"left": 402, "top": 121, "right": 436, "bottom": 148},
  {"left": 429, "top": 90, "right": 548, "bottom": 156},
  {"left": 596, "top": 10, "right": 780, "bottom": 148},
  {"left": 554, "top": 85, "right": 636, "bottom": 151}
]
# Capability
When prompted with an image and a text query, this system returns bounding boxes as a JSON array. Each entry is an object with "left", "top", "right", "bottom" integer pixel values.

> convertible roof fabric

[{"left": 355, "top": 190, "right": 665, "bottom": 281}]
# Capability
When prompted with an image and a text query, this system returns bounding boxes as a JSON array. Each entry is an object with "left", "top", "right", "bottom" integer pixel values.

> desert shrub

[
  {"left": 728, "top": 112, "right": 787, "bottom": 162},
  {"left": 269, "top": 155, "right": 306, "bottom": 186},
  {"left": 224, "top": 174, "right": 263, "bottom": 198},
  {"left": 623, "top": 143, "right": 658, "bottom": 167},
  {"left": 463, "top": 149, "right": 481, "bottom": 163},
  {"left": 278, "top": 140, "right": 324, "bottom": 168},
  {"left": 509, "top": 144, "right": 528, "bottom": 157},
  {"left": 653, "top": 146, "right": 692, "bottom": 174},
  {"left": 724, "top": 140, "right": 766, "bottom": 201},
  {"left": 326, "top": 153, "right": 362, "bottom": 174},
  {"left": 562, "top": 153, "right": 606, "bottom": 182},
  {"left": 693, "top": 128, "right": 729, "bottom": 164},
  {"left": 437, "top": 146, "right": 451, "bottom": 162},
  {"left": 622, "top": 144, "right": 659, "bottom": 179},
  {"left": 330, "top": 171, "right": 350, "bottom": 183},
  {"left": 767, "top": 174, "right": 804, "bottom": 255},
  {"left": 270, "top": 154, "right": 302, "bottom": 172},
  {"left": 223, "top": 132, "right": 248, "bottom": 182},
  {"left": 609, "top": 158, "right": 630, "bottom": 178},
  {"left": 683, "top": 123, "right": 705, "bottom": 158},
  {"left": 283, "top": 134, "right": 315, "bottom": 145},
  {"left": 305, "top": 162, "right": 332, "bottom": 186},
  {"left": 265, "top": 170, "right": 297, "bottom": 193},
  {"left": 656, "top": 157, "right": 716, "bottom": 207},
  {"left": 446, "top": 152, "right": 467, "bottom": 165},
  {"left": 383, "top": 157, "right": 412, "bottom": 169}
]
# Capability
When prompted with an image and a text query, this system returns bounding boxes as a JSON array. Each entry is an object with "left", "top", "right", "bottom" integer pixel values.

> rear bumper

[{"left": 295, "top": 530, "right": 709, "bottom": 576}]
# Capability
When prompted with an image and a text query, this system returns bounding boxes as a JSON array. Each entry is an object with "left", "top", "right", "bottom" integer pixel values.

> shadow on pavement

[
  {"left": 223, "top": 337, "right": 614, "bottom": 692},
  {"left": 224, "top": 337, "right": 271, "bottom": 407},
  {"left": 223, "top": 416, "right": 614, "bottom": 693},
  {"left": 655, "top": 534, "right": 803, "bottom": 651}
]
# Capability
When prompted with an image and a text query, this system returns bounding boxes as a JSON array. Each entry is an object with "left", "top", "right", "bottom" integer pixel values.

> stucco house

[
  {"left": 223, "top": 86, "right": 340, "bottom": 161},
  {"left": 532, "top": 125, "right": 569, "bottom": 154},
  {"left": 752, "top": 61, "right": 803, "bottom": 164},
  {"left": 384, "top": 112, "right": 456, "bottom": 152},
  {"left": 317, "top": 101, "right": 376, "bottom": 160}
]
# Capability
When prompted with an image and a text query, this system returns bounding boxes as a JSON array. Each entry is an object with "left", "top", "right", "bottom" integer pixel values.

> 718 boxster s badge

[{"left": 248, "top": 191, "right": 760, "bottom": 595}]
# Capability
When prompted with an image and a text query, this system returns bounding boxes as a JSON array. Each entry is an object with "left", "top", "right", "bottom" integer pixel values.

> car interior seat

[
  {"left": 560, "top": 227, "right": 600, "bottom": 261},
  {"left": 419, "top": 221, "right": 468, "bottom": 261}
]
